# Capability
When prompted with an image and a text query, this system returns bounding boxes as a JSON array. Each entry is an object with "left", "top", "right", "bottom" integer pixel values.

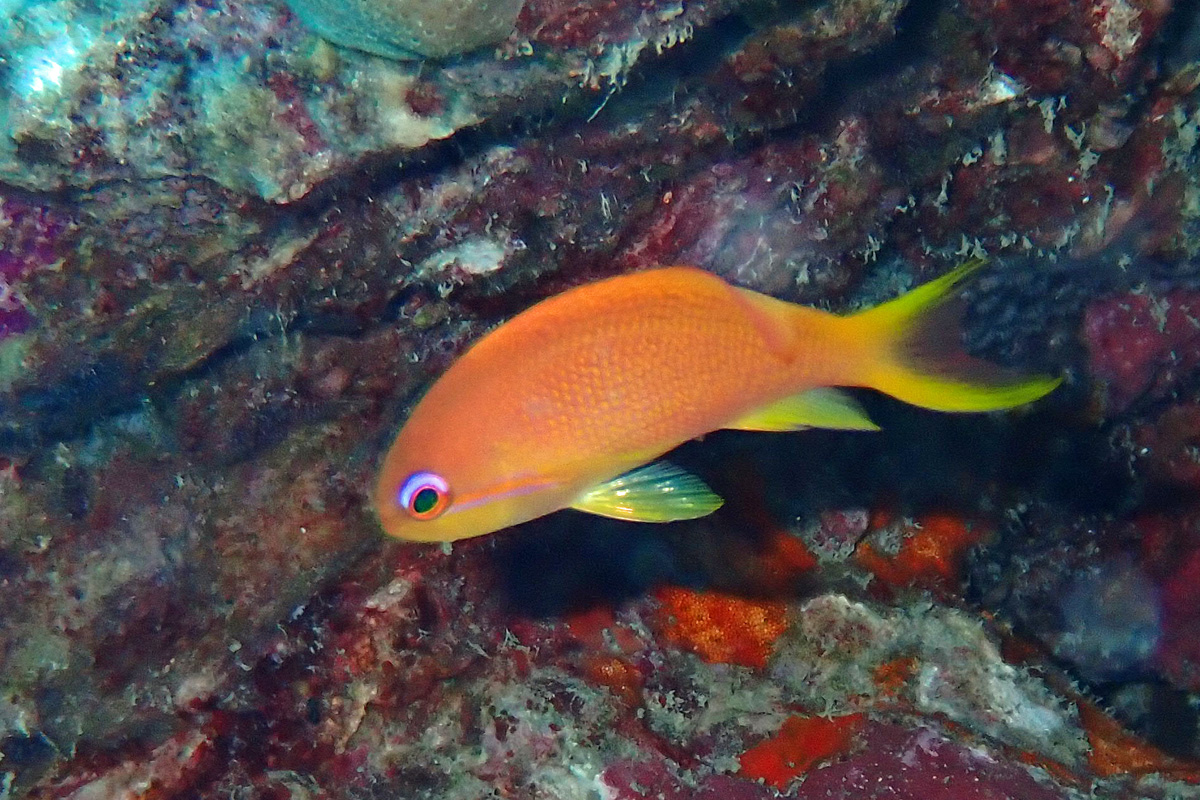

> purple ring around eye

[{"left": 398, "top": 471, "right": 450, "bottom": 511}]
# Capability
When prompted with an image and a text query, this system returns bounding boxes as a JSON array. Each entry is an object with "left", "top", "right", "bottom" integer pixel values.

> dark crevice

[
  {"left": 1151, "top": 0, "right": 1200, "bottom": 83},
  {"left": 1119, "top": 0, "right": 1200, "bottom": 127},
  {"left": 799, "top": 0, "right": 947, "bottom": 136},
  {"left": 582, "top": 12, "right": 758, "bottom": 126},
  {"left": 299, "top": 0, "right": 945, "bottom": 227}
]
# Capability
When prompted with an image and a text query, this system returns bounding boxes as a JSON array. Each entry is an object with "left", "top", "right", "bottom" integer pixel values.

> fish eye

[{"left": 397, "top": 472, "right": 451, "bottom": 520}]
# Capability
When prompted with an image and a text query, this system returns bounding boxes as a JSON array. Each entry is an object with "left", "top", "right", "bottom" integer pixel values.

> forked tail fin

[{"left": 846, "top": 259, "right": 1061, "bottom": 412}]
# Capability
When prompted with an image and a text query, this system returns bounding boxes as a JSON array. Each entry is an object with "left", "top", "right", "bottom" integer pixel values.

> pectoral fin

[
  {"left": 571, "top": 461, "right": 724, "bottom": 522},
  {"left": 727, "top": 387, "right": 880, "bottom": 432}
]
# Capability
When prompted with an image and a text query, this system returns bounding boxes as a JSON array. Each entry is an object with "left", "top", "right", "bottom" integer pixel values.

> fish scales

[{"left": 515, "top": 284, "right": 797, "bottom": 460}]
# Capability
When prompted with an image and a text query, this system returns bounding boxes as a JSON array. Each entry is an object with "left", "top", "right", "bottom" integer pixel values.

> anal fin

[
  {"left": 571, "top": 461, "right": 724, "bottom": 522},
  {"left": 727, "top": 387, "right": 880, "bottom": 432}
]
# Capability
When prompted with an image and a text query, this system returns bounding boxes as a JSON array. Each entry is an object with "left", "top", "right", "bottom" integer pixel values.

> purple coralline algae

[
  {"left": 0, "top": 194, "right": 72, "bottom": 338},
  {"left": 2, "top": 0, "right": 1200, "bottom": 796}
]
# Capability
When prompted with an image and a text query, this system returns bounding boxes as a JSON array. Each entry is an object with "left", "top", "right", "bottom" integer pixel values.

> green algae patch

[
  {"left": 283, "top": 0, "right": 525, "bottom": 60},
  {"left": 0, "top": 334, "right": 32, "bottom": 393}
]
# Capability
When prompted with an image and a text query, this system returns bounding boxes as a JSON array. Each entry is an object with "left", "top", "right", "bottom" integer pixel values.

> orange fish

[{"left": 374, "top": 261, "right": 1059, "bottom": 542}]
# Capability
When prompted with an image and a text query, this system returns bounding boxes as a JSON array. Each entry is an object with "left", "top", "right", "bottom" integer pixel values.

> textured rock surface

[{"left": 2, "top": 0, "right": 1200, "bottom": 795}]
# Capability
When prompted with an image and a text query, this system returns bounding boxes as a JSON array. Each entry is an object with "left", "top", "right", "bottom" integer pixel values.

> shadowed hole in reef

[
  {"left": 0, "top": 732, "right": 56, "bottom": 791},
  {"left": 499, "top": 513, "right": 705, "bottom": 617},
  {"left": 0, "top": 732, "right": 55, "bottom": 768},
  {"left": 1095, "top": 680, "right": 1200, "bottom": 758},
  {"left": 494, "top": 390, "right": 1136, "bottom": 618}
]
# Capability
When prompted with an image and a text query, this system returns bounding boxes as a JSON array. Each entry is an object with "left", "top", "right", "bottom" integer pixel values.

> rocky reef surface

[{"left": 3, "top": 0, "right": 1200, "bottom": 796}]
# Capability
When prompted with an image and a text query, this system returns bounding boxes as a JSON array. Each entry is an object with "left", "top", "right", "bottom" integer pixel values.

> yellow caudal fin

[{"left": 846, "top": 259, "right": 1061, "bottom": 412}]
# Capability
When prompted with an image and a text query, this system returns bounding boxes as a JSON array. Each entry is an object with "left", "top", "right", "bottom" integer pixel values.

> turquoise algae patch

[{"left": 283, "top": 0, "right": 527, "bottom": 59}]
